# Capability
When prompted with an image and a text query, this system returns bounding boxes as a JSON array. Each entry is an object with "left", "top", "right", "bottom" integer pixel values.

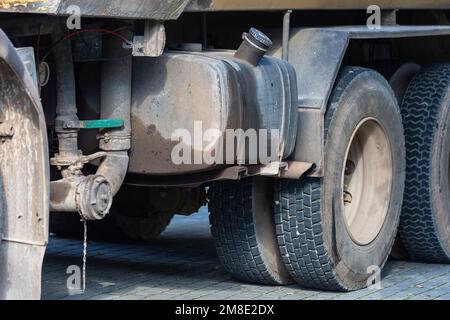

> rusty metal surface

[
  {"left": 186, "top": 0, "right": 450, "bottom": 11},
  {"left": 130, "top": 52, "right": 241, "bottom": 176},
  {"left": 129, "top": 21, "right": 166, "bottom": 57},
  {"left": 57, "top": 0, "right": 190, "bottom": 20},
  {"left": 0, "top": 0, "right": 191, "bottom": 20},
  {"left": 0, "top": 28, "right": 49, "bottom": 299},
  {"left": 0, "top": 0, "right": 58, "bottom": 13},
  {"left": 4, "top": 0, "right": 450, "bottom": 17},
  {"left": 4, "top": 0, "right": 450, "bottom": 18},
  {"left": 129, "top": 51, "right": 297, "bottom": 176},
  {"left": 125, "top": 166, "right": 248, "bottom": 187},
  {"left": 125, "top": 161, "right": 312, "bottom": 187}
]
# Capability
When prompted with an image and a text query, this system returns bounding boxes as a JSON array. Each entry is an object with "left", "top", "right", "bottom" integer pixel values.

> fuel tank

[{"left": 129, "top": 50, "right": 298, "bottom": 176}]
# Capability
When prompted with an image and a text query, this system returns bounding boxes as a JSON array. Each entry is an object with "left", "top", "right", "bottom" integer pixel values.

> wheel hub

[{"left": 342, "top": 118, "right": 393, "bottom": 246}]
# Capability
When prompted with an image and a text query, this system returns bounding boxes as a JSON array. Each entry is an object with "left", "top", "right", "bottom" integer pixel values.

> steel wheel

[{"left": 342, "top": 118, "right": 393, "bottom": 246}]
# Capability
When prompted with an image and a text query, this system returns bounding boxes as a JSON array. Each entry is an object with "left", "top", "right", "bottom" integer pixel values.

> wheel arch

[
  {"left": 269, "top": 25, "right": 450, "bottom": 176},
  {"left": 0, "top": 28, "right": 49, "bottom": 299}
]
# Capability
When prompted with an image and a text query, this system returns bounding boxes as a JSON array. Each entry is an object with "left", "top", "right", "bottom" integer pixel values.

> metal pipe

[
  {"left": 98, "top": 30, "right": 133, "bottom": 195},
  {"left": 99, "top": 32, "right": 132, "bottom": 152},
  {"left": 50, "top": 175, "right": 112, "bottom": 220},
  {"left": 50, "top": 29, "right": 133, "bottom": 220},
  {"left": 52, "top": 22, "right": 79, "bottom": 167},
  {"left": 96, "top": 151, "right": 129, "bottom": 196},
  {"left": 282, "top": 10, "right": 292, "bottom": 61}
]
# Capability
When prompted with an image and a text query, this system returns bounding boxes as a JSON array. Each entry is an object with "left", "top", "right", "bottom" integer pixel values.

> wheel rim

[{"left": 342, "top": 118, "right": 393, "bottom": 246}]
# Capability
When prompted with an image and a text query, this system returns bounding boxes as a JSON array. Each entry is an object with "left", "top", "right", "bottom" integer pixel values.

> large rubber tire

[
  {"left": 209, "top": 177, "right": 292, "bottom": 285},
  {"left": 275, "top": 67, "right": 405, "bottom": 291},
  {"left": 388, "top": 63, "right": 421, "bottom": 261},
  {"left": 398, "top": 63, "right": 450, "bottom": 263},
  {"left": 50, "top": 186, "right": 174, "bottom": 241}
]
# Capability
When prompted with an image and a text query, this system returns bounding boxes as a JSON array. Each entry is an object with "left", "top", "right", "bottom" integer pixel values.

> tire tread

[
  {"left": 399, "top": 63, "right": 450, "bottom": 263},
  {"left": 209, "top": 180, "right": 286, "bottom": 285}
]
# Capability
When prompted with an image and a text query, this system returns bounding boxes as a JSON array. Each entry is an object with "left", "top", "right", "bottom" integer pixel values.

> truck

[{"left": 1, "top": 0, "right": 450, "bottom": 299}]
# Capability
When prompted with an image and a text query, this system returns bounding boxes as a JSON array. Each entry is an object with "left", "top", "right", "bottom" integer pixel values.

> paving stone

[{"left": 42, "top": 207, "right": 450, "bottom": 300}]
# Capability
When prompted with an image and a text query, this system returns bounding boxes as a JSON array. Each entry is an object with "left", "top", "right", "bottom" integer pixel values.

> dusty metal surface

[
  {"left": 130, "top": 53, "right": 240, "bottom": 176},
  {"left": 186, "top": 0, "right": 450, "bottom": 11},
  {"left": 0, "top": 28, "right": 49, "bottom": 299},
  {"left": 130, "top": 21, "right": 166, "bottom": 57},
  {"left": 130, "top": 51, "right": 297, "bottom": 176},
  {"left": 270, "top": 25, "right": 450, "bottom": 112},
  {"left": 3, "top": 1, "right": 450, "bottom": 18},
  {"left": 4, "top": 0, "right": 450, "bottom": 18},
  {"left": 267, "top": 25, "right": 450, "bottom": 175},
  {"left": 125, "top": 161, "right": 312, "bottom": 187},
  {"left": 0, "top": 0, "right": 191, "bottom": 20}
]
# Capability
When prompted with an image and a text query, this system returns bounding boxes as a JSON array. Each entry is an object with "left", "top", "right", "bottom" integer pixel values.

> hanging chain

[{"left": 82, "top": 219, "right": 88, "bottom": 293}]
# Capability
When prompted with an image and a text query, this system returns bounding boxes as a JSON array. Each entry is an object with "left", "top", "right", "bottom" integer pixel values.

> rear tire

[
  {"left": 388, "top": 63, "right": 421, "bottom": 261},
  {"left": 209, "top": 177, "right": 292, "bottom": 285},
  {"left": 399, "top": 63, "right": 450, "bottom": 263},
  {"left": 275, "top": 67, "right": 405, "bottom": 291}
]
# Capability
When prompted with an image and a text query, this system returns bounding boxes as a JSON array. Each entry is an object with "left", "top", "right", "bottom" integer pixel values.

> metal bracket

[
  {"left": 257, "top": 161, "right": 313, "bottom": 179},
  {"left": 259, "top": 161, "right": 289, "bottom": 176},
  {"left": 16, "top": 47, "right": 38, "bottom": 90},
  {"left": 51, "top": 151, "right": 106, "bottom": 167},
  {"left": 50, "top": 152, "right": 107, "bottom": 178},
  {"left": 124, "top": 20, "right": 166, "bottom": 57}
]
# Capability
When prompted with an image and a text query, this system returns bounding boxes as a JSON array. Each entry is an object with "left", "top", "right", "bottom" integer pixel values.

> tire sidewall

[
  {"left": 323, "top": 71, "right": 405, "bottom": 288},
  {"left": 252, "top": 177, "right": 293, "bottom": 285}
]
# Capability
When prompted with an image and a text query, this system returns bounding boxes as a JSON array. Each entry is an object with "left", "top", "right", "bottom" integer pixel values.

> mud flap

[{"left": 0, "top": 29, "right": 49, "bottom": 299}]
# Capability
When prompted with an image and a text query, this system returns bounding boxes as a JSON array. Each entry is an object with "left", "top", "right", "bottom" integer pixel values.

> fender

[
  {"left": 271, "top": 25, "right": 450, "bottom": 175},
  {"left": 0, "top": 28, "right": 49, "bottom": 300}
]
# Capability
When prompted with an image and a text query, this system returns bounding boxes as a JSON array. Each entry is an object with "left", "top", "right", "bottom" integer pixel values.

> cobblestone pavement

[{"left": 42, "top": 207, "right": 450, "bottom": 300}]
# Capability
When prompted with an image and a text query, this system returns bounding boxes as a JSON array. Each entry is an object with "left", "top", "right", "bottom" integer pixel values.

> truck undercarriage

[{"left": 1, "top": 0, "right": 450, "bottom": 299}]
